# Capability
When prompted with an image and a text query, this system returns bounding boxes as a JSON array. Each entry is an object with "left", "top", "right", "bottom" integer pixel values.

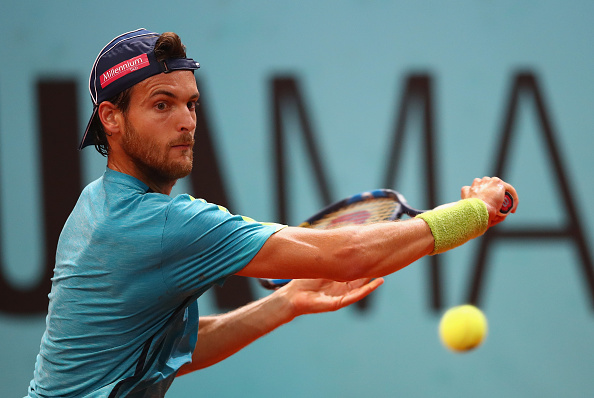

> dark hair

[
  {"left": 92, "top": 32, "right": 187, "bottom": 156},
  {"left": 154, "top": 32, "right": 187, "bottom": 60}
]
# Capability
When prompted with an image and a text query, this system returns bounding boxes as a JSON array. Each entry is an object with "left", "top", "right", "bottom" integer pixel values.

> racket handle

[
  {"left": 258, "top": 278, "right": 292, "bottom": 290},
  {"left": 498, "top": 191, "right": 514, "bottom": 215}
]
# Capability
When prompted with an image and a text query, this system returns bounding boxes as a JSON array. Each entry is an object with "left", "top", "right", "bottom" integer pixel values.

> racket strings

[{"left": 304, "top": 198, "right": 400, "bottom": 229}]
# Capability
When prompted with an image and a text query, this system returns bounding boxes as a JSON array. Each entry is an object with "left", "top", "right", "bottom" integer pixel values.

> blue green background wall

[{"left": 1, "top": 1, "right": 593, "bottom": 397}]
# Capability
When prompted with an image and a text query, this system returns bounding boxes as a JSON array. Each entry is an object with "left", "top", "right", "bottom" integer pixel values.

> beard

[{"left": 121, "top": 119, "right": 195, "bottom": 184}]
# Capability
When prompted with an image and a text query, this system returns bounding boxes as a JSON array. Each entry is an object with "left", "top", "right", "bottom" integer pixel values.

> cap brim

[{"left": 79, "top": 106, "right": 99, "bottom": 150}]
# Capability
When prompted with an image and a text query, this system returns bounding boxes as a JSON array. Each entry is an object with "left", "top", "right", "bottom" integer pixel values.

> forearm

[
  {"left": 334, "top": 198, "right": 490, "bottom": 276},
  {"left": 177, "top": 288, "right": 295, "bottom": 375},
  {"left": 241, "top": 198, "right": 493, "bottom": 281},
  {"left": 240, "top": 217, "right": 434, "bottom": 281},
  {"left": 324, "top": 199, "right": 490, "bottom": 278},
  {"left": 333, "top": 218, "right": 434, "bottom": 279}
]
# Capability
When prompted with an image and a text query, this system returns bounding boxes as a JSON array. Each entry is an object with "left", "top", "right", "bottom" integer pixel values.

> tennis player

[{"left": 27, "top": 29, "right": 518, "bottom": 397}]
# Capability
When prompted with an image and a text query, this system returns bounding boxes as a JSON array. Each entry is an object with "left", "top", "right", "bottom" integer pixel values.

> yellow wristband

[{"left": 415, "top": 198, "right": 489, "bottom": 255}]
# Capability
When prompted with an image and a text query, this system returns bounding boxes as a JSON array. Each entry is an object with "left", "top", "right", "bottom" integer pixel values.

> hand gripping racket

[{"left": 258, "top": 189, "right": 424, "bottom": 290}]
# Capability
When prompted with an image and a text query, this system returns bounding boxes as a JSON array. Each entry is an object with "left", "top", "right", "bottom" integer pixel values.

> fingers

[
  {"left": 461, "top": 185, "right": 469, "bottom": 199},
  {"left": 285, "top": 277, "right": 385, "bottom": 316},
  {"left": 337, "top": 278, "right": 384, "bottom": 309},
  {"left": 461, "top": 176, "right": 518, "bottom": 213},
  {"left": 459, "top": 176, "right": 518, "bottom": 228},
  {"left": 345, "top": 277, "right": 377, "bottom": 290},
  {"left": 485, "top": 177, "right": 519, "bottom": 215}
]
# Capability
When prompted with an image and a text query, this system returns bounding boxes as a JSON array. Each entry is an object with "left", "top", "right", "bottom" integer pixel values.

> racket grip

[{"left": 498, "top": 191, "right": 514, "bottom": 215}]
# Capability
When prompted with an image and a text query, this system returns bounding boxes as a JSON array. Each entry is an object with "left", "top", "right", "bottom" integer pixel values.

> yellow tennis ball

[{"left": 439, "top": 304, "right": 488, "bottom": 352}]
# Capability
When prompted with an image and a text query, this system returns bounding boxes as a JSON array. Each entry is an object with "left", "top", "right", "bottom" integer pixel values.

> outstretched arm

[
  {"left": 177, "top": 277, "right": 383, "bottom": 375},
  {"left": 238, "top": 177, "right": 518, "bottom": 281}
]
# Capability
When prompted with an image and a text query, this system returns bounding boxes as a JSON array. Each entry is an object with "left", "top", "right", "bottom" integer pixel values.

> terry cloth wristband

[{"left": 415, "top": 198, "right": 489, "bottom": 255}]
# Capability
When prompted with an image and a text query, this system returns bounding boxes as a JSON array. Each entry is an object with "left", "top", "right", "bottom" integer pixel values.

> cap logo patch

[{"left": 100, "top": 54, "right": 150, "bottom": 88}]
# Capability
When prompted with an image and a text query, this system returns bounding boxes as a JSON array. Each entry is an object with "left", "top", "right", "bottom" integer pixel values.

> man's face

[{"left": 120, "top": 71, "right": 200, "bottom": 183}]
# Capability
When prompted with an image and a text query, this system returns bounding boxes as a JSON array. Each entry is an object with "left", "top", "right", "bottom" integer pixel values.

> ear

[{"left": 98, "top": 101, "right": 124, "bottom": 136}]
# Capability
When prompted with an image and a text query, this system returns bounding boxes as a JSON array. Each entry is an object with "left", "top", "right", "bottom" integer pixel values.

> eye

[
  {"left": 155, "top": 102, "right": 168, "bottom": 111},
  {"left": 187, "top": 100, "right": 199, "bottom": 111}
]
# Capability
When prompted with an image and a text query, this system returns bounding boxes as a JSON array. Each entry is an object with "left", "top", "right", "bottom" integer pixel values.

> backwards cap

[{"left": 79, "top": 28, "right": 200, "bottom": 150}]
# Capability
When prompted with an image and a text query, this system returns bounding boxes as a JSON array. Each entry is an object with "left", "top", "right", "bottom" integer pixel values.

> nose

[{"left": 178, "top": 105, "right": 197, "bottom": 134}]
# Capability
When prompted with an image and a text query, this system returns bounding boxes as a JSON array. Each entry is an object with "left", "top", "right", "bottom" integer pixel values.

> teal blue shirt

[{"left": 28, "top": 169, "right": 283, "bottom": 397}]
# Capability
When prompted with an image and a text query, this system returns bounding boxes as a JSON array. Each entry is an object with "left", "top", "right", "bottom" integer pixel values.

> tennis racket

[{"left": 258, "top": 189, "right": 424, "bottom": 290}]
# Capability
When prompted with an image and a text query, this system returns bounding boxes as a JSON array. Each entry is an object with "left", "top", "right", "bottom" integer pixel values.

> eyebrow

[{"left": 150, "top": 89, "right": 200, "bottom": 101}]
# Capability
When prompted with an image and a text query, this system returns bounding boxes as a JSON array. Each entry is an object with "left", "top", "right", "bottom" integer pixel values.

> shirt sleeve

[{"left": 159, "top": 194, "right": 285, "bottom": 296}]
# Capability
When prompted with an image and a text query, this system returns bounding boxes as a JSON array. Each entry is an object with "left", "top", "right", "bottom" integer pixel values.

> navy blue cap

[{"left": 79, "top": 28, "right": 200, "bottom": 150}]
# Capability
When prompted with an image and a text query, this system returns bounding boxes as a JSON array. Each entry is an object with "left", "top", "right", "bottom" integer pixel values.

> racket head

[
  {"left": 259, "top": 189, "right": 423, "bottom": 289},
  {"left": 299, "top": 189, "right": 423, "bottom": 229}
]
